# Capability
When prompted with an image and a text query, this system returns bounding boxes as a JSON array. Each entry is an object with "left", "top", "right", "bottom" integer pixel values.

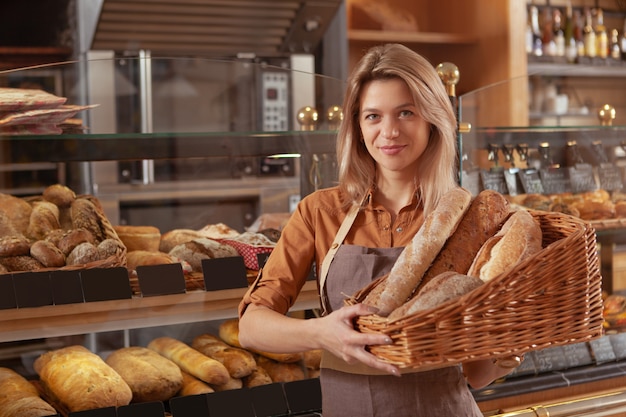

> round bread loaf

[
  {"left": 0, "top": 193, "right": 32, "bottom": 235},
  {"left": 0, "top": 255, "right": 44, "bottom": 272},
  {"left": 26, "top": 201, "right": 60, "bottom": 241},
  {"left": 30, "top": 240, "right": 65, "bottom": 268},
  {"left": 42, "top": 184, "right": 76, "bottom": 208},
  {"left": 168, "top": 238, "right": 238, "bottom": 272},
  {"left": 0, "top": 234, "right": 31, "bottom": 257},
  {"left": 105, "top": 346, "right": 183, "bottom": 402},
  {"left": 70, "top": 198, "right": 105, "bottom": 242},
  {"left": 159, "top": 229, "right": 206, "bottom": 253},
  {"left": 57, "top": 228, "right": 96, "bottom": 256},
  {"left": 97, "top": 238, "right": 126, "bottom": 260},
  {"left": 114, "top": 225, "right": 161, "bottom": 252},
  {"left": 66, "top": 242, "right": 100, "bottom": 266}
]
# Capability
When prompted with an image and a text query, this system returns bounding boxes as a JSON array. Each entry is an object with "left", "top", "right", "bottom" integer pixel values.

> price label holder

[
  {"left": 283, "top": 378, "right": 322, "bottom": 415},
  {"left": 480, "top": 169, "right": 509, "bottom": 194},
  {"left": 504, "top": 168, "right": 525, "bottom": 196},
  {"left": 68, "top": 406, "right": 117, "bottom": 417},
  {"left": 539, "top": 167, "right": 572, "bottom": 194},
  {"left": 206, "top": 387, "right": 255, "bottom": 417},
  {"left": 589, "top": 336, "right": 617, "bottom": 364},
  {"left": 117, "top": 401, "right": 165, "bottom": 417},
  {"left": 169, "top": 393, "right": 210, "bottom": 417},
  {"left": 461, "top": 169, "right": 481, "bottom": 196},
  {"left": 202, "top": 256, "right": 248, "bottom": 291},
  {"left": 508, "top": 351, "right": 538, "bottom": 377},
  {"left": 136, "top": 263, "right": 186, "bottom": 296},
  {"left": 531, "top": 346, "right": 570, "bottom": 373},
  {"left": 568, "top": 163, "right": 597, "bottom": 193},
  {"left": 14, "top": 271, "right": 53, "bottom": 308},
  {"left": 518, "top": 169, "right": 545, "bottom": 194},
  {"left": 562, "top": 342, "right": 594, "bottom": 368},
  {"left": 250, "top": 383, "right": 290, "bottom": 417},
  {"left": 609, "top": 332, "right": 626, "bottom": 360},
  {"left": 50, "top": 270, "right": 84, "bottom": 305},
  {"left": 597, "top": 163, "right": 624, "bottom": 191},
  {"left": 0, "top": 273, "right": 16, "bottom": 310},
  {"left": 81, "top": 267, "right": 132, "bottom": 302}
]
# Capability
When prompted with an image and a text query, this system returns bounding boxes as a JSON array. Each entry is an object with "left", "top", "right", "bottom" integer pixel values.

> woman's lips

[{"left": 379, "top": 145, "right": 405, "bottom": 155}]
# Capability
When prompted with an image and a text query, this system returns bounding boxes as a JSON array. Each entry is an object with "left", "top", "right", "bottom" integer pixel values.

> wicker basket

[{"left": 347, "top": 210, "right": 604, "bottom": 371}]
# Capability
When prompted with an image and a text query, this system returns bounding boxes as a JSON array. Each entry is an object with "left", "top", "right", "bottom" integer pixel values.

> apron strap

[{"left": 319, "top": 202, "right": 361, "bottom": 315}]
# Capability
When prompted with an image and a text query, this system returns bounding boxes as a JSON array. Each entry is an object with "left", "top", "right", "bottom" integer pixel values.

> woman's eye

[
  {"left": 364, "top": 113, "right": 379, "bottom": 121},
  {"left": 399, "top": 110, "right": 414, "bottom": 118}
]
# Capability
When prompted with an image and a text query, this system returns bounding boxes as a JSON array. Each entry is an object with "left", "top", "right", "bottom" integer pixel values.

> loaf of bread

[
  {"left": 33, "top": 345, "right": 132, "bottom": 412},
  {"left": 30, "top": 239, "right": 65, "bottom": 267},
  {"left": 0, "top": 193, "right": 32, "bottom": 235},
  {"left": 212, "top": 375, "right": 243, "bottom": 391},
  {"left": 218, "top": 319, "right": 303, "bottom": 363},
  {"left": 363, "top": 187, "right": 473, "bottom": 316},
  {"left": 42, "top": 184, "right": 76, "bottom": 208},
  {"left": 421, "top": 189, "right": 510, "bottom": 285},
  {"left": 105, "top": 346, "right": 183, "bottom": 402},
  {"left": 114, "top": 225, "right": 161, "bottom": 252},
  {"left": 0, "top": 255, "right": 44, "bottom": 272},
  {"left": 147, "top": 337, "right": 230, "bottom": 386},
  {"left": 468, "top": 209, "right": 543, "bottom": 282},
  {"left": 65, "top": 241, "right": 100, "bottom": 266},
  {"left": 197, "top": 222, "right": 240, "bottom": 239},
  {"left": 0, "top": 367, "right": 57, "bottom": 417},
  {"left": 168, "top": 238, "right": 238, "bottom": 272},
  {"left": 387, "top": 271, "right": 485, "bottom": 320},
  {"left": 242, "top": 367, "right": 273, "bottom": 388},
  {"left": 26, "top": 201, "right": 60, "bottom": 241},
  {"left": 159, "top": 229, "right": 206, "bottom": 253},
  {"left": 70, "top": 198, "right": 105, "bottom": 242},
  {"left": 0, "top": 234, "right": 31, "bottom": 257},
  {"left": 55, "top": 227, "right": 96, "bottom": 256},
  {"left": 179, "top": 371, "right": 215, "bottom": 396},
  {"left": 191, "top": 333, "right": 257, "bottom": 378},
  {"left": 126, "top": 250, "right": 177, "bottom": 272},
  {"left": 255, "top": 355, "right": 305, "bottom": 383}
]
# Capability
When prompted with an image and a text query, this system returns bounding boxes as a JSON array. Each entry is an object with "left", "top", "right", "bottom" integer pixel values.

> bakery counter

[{"left": 0, "top": 280, "right": 320, "bottom": 343}]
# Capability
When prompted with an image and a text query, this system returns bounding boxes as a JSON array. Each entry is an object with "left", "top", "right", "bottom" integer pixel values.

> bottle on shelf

[
  {"left": 542, "top": 6, "right": 557, "bottom": 56},
  {"left": 583, "top": 7, "right": 597, "bottom": 58},
  {"left": 573, "top": 8, "right": 585, "bottom": 58},
  {"left": 564, "top": 1, "right": 577, "bottom": 62},
  {"left": 553, "top": 8, "right": 565, "bottom": 57},
  {"left": 610, "top": 28, "right": 621, "bottom": 60},
  {"left": 529, "top": 5, "right": 543, "bottom": 56},
  {"left": 621, "top": 18, "right": 626, "bottom": 60},
  {"left": 594, "top": 7, "right": 608, "bottom": 59}
]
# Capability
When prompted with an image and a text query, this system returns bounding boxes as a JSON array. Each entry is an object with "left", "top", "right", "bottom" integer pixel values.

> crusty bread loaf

[
  {"left": 0, "top": 193, "right": 32, "bottom": 235},
  {"left": 159, "top": 229, "right": 206, "bottom": 253},
  {"left": 56, "top": 228, "right": 96, "bottom": 256},
  {"left": 97, "top": 238, "right": 126, "bottom": 259},
  {"left": 26, "top": 201, "right": 60, "bottom": 241},
  {"left": 255, "top": 355, "right": 305, "bottom": 383},
  {"left": 211, "top": 375, "right": 243, "bottom": 391},
  {"left": 105, "top": 346, "right": 183, "bottom": 402},
  {"left": 126, "top": 250, "right": 177, "bottom": 272},
  {"left": 33, "top": 345, "right": 132, "bottom": 412},
  {"left": 191, "top": 333, "right": 257, "bottom": 378},
  {"left": 168, "top": 238, "right": 238, "bottom": 272},
  {"left": 179, "top": 371, "right": 214, "bottom": 396},
  {"left": 147, "top": 337, "right": 230, "bottom": 386},
  {"left": 387, "top": 272, "right": 485, "bottom": 320},
  {"left": 42, "top": 184, "right": 76, "bottom": 208},
  {"left": 468, "top": 209, "right": 543, "bottom": 282},
  {"left": 242, "top": 367, "right": 273, "bottom": 388},
  {"left": 218, "top": 319, "right": 303, "bottom": 363},
  {"left": 363, "top": 187, "right": 473, "bottom": 316},
  {"left": 0, "top": 367, "right": 57, "bottom": 417},
  {"left": 0, "top": 255, "right": 44, "bottom": 272},
  {"left": 70, "top": 198, "right": 105, "bottom": 242},
  {"left": 65, "top": 241, "right": 100, "bottom": 266},
  {"left": 30, "top": 240, "right": 65, "bottom": 267},
  {"left": 114, "top": 225, "right": 161, "bottom": 252},
  {"left": 421, "top": 190, "right": 510, "bottom": 285},
  {"left": 0, "top": 234, "right": 31, "bottom": 257}
]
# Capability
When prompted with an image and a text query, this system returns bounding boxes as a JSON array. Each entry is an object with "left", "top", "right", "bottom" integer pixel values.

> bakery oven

[{"left": 86, "top": 51, "right": 316, "bottom": 230}]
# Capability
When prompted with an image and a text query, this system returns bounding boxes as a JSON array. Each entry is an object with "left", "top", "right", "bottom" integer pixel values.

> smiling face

[{"left": 359, "top": 77, "right": 431, "bottom": 183}]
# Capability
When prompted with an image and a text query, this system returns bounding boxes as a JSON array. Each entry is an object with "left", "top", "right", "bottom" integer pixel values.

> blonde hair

[{"left": 336, "top": 43, "right": 459, "bottom": 215}]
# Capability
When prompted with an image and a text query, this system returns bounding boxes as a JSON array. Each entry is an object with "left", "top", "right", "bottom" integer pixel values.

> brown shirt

[{"left": 239, "top": 185, "right": 424, "bottom": 317}]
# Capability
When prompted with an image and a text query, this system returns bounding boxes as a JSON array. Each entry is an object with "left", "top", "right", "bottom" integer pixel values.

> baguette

[
  {"left": 467, "top": 209, "right": 543, "bottom": 282},
  {"left": 255, "top": 355, "right": 305, "bottom": 383},
  {"left": 191, "top": 333, "right": 257, "bottom": 378},
  {"left": 242, "top": 367, "right": 273, "bottom": 388},
  {"left": 147, "top": 336, "right": 230, "bottom": 386},
  {"left": 0, "top": 367, "right": 57, "bottom": 417},
  {"left": 218, "top": 319, "right": 303, "bottom": 363},
  {"left": 178, "top": 371, "right": 214, "bottom": 396},
  {"left": 420, "top": 189, "right": 510, "bottom": 285},
  {"left": 387, "top": 271, "right": 484, "bottom": 321},
  {"left": 362, "top": 187, "right": 472, "bottom": 316}
]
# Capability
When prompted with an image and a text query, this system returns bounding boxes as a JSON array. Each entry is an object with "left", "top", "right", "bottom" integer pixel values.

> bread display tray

[{"left": 347, "top": 210, "right": 604, "bottom": 371}]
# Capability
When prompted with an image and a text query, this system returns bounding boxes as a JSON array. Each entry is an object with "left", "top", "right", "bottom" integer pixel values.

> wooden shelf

[
  {"left": 348, "top": 29, "right": 476, "bottom": 45},
  {"left": 0, "top": 281, "right": 320, "bottom": 343}
]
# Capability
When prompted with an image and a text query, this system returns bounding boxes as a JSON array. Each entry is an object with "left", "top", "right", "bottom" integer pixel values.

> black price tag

[
  {"left": 597, "top": 163, "right": 624, "bottom": 191},
  {"left": 0, "top": 274, "right": 17, "bottom": 310},
  {"left": 50, "top": 270, "right": 84, "bottom": 305},
  {"left": 202, "top": 256, "right": 248, "bottom": 291},
  {"left": 532, "top": 346, "right": 570, "bottom": 373},
  {"left": 562, "top": 342, "right": 594, "bottom": 368},
  {"left": 250, "top": 383, "right": 290, "bottom": 417},
  {"left": 137, "top": 263, "right": 186, "bottom": 296},
  {"left": 117, "top": 401, "right": 165, "bottom": 417},
  {"left": 480, "top": 170, "right": 509, "bottom": 194},
  {"left": 14, "top": 271, "right": 53, "bottom": 308},
  {"left": 589, "top": 336, "right": 617, "bottom": 364},
  {"left": 518, "top": 169, "right": 545, "bottom": 194},
  {"left": 169, "top": 394, "right": 210, "bottom": 417},
  {"left": 81, "top": 267, "right": 132, "bottom": 302},
  {"left": 609, "top": 332, "right": 626, "bottom": 360},
  {"left": 207, "top": 388, "right": 255, "bottom": 417},
  {"left": 461, "top": 170, "right": 481, "bottom": 196},
  {"left": 504, "top": 168, "right": 524, "bottom": 196},
  {"left": 568, "top": 163, "right": 597, "bottom": 193},
  {"left": 68, "top": 406, "right": 117, "bottom": 417},
  {"left": 539, "top": 167, "right": 572, "bottom": 194}
]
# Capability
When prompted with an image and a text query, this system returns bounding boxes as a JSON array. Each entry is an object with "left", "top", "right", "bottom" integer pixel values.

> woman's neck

[{"left": 374, "top": 177, "right": 417, "bottom": 218}]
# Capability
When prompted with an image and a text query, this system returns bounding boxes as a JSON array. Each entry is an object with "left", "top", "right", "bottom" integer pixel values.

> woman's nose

[{"left": 381, "top": 122, "right": 399, "bottom": 139}]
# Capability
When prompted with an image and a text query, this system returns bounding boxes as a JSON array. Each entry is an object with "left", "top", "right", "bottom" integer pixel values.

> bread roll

[
  {"left": 26, "top": 201, "right": 60, "bottom": 241},
  {"left": 114, "top": 225, "right": 161, "bottom": 252},
  {"left": 255, "top": 355, "right": 305, "bottom": 383},
  {"left": 468, "top": 209, "right": 543, "bottom": 282},
  {"left": 0, "top": 234, "right": 31, "bottom": 257},
  {"left": 97, "top": 238, "right": 126, "bottom": 259},
  {"left": 159, "top": 229, "right": 206, "bottom": 253},
  {"left": 42, "top": 184, "right": 76, "bottom": 208},
  {"left": 387, "top": 272, "right": 485, "bottom": 320},
  {"left": 105, "top": 346, "right": 183, "bottom": 402},
  {"left": 30, "top": 240, "right": 65, "bottom": 268},
  {"left": 56, "top": 228, "right": 96, "bottom": 256},
  {"left": 0, "top": 255, "right": 44, "bottom": 272},
  {"left": 168, "top": 238, "right": 238, "bottom": 272},
  {"left": 363, "top": 187, "right": 473, "bottom": 316},
  {"left": 421, "top": 189, "right": 510, "bottom": 284},
  {"left": 0, "top": 367, "right": 57, "bottom": 417},
  {"left": 33, "top": 345, "right": 132, "bottom": 412},
  {"left": 65, "top": 241, "right": 100, "bottom": 266},
  {"left": 70, "top": 198, "right": 105, "bottom": 242},
  {"left": 192, "top": 333, "right": 256, "bottom": 378},
  {"left": 179, "top": 371, "right": 214, "bottom": 396},
  {"left": 147, "top": 337, "right": 230, "bottom": 386},
  {"left": 219, "top": 319, "right": 303, "bottom": 363},
  {"left": 0, "top": 193, "right": 32, "bottom": 235},
  {"left": 211, "top": 375, "right": 243, "bottom": 391},
  {"left": 242, "top": 367, "right": 273, "bottom": 388},
  {"left": 126, "top": 250, "right": 177, "bottom": 272},
  {"left": 197, "top": 222, "right": 240, "bottom": 239}
]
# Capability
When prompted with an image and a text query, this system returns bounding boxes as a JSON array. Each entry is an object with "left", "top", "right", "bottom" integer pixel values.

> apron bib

[{"left": 317, "top": 205, "right": 482, "bottom": 417}]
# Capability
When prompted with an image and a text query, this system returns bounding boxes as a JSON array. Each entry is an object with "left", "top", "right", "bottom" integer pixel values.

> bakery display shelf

[
  {"left": 0, "top": 130, "right": 338, "bottom": 163},
  {"left": 348, "top": 29, "right": 476, "bottom": 45},
  {"left": 591, "top": 218, "right": 626, "bottom": 232},
  {"left": 0, "top": 280, "right": 320, "bottom": 344}
]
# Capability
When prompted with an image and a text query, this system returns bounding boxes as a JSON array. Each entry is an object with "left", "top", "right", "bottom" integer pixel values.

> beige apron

[{"left": 317, "top": 204, "right": 482, "bottom": 417}]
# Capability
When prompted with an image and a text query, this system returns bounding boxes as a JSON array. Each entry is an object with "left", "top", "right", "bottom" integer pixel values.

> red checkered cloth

[{"left": 220, "top": 239, "right": 274, "bottom": 270}]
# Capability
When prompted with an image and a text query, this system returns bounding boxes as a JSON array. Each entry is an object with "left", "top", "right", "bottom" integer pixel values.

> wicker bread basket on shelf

[{"left": 346, "top": 210, "right": 604, "bottom": 371}]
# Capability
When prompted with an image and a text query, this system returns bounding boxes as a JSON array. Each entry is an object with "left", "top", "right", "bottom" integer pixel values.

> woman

[{"left": 238, "top": 43, "right": 519, "bottom": 416}]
